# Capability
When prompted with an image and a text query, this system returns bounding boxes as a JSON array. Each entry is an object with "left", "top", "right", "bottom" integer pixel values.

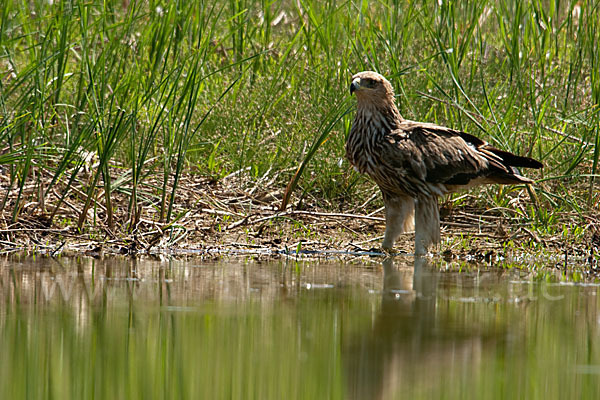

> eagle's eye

[{"left": 362, "top": 78, "right": 377, "bottom": 88}]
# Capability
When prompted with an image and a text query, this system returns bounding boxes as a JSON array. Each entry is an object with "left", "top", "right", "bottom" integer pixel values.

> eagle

[{"left": 347, "top": 71, "right": 543, "bottom": 255}]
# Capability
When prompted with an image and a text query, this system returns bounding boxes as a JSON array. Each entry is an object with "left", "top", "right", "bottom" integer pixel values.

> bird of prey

[{"left": 347, "top": 71, "right": 543, "bottom": 255}]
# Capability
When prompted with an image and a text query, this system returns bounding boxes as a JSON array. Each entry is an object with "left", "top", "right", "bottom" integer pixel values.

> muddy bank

[{"left": 1, "top": 171, "right": 598, "bottom": 262}]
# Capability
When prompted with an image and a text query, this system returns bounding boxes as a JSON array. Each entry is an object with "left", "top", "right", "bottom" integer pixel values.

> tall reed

[{"left": 0, "top": 0, "right": 597, "bottom": 236}]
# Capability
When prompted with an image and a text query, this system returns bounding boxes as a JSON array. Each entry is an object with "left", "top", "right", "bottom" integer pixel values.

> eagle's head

[
  {"left": 350, "top": 71, "right": 395, "bottom": 95},
  {"left": 350, "top": 71, "right": 401, "bottom": 120},
  {"left": 350, "top": 71, "right": 396, "bottom": 108}
]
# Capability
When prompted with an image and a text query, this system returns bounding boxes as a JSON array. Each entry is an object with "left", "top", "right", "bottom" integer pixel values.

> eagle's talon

[{"left": 381, "top": 246, "right": 395, "bottom": 255}]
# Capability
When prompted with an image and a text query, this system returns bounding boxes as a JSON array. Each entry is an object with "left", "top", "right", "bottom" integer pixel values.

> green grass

[{"left": 0, "top": 0, "right": 598, "bottom": 238}]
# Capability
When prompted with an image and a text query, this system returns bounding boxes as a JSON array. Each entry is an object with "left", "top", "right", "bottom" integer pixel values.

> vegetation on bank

[{"left": 0, "top": 0, "right": 598, "bottom": 251}]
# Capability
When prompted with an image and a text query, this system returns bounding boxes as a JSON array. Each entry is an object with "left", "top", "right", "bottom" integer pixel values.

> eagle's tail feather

[{"left": 488, "top": 147, "right": 543, "bottom": 169}]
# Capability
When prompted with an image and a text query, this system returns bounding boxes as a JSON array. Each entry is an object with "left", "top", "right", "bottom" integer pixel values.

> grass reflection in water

[{"left": 1, "top": 255, "right": 599, "bottom": 399}]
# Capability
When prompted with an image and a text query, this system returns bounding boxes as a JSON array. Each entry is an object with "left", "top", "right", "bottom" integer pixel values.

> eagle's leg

[
  {"left": 381, "top": 193, "right": 415, "bottom": 250},
  {"left": 414, "top": 195, "right": 441, "bottom": 255}
]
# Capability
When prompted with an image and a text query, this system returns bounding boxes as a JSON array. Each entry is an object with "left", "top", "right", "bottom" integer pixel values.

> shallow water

[{"left": 1, "top": 255, "right": 599, "bottom": 399}]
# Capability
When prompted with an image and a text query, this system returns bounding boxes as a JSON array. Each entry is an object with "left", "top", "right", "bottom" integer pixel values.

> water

[{"left": 1, "top": 254, "right": 599, "bottom": 399}]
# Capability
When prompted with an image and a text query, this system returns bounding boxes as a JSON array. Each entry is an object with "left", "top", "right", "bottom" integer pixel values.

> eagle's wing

[{"left": 381, "top": 121, "right": 542, "bottom": 191}]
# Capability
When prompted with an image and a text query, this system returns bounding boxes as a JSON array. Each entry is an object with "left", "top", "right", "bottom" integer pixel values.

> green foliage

[{"left": 0, "top": 0, "right": 598, "bottom": 233}]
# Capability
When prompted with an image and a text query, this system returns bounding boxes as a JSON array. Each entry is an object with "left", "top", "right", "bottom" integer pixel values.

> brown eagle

[{"left": 347, "top": 71, "right": 543, "bottom": 255}]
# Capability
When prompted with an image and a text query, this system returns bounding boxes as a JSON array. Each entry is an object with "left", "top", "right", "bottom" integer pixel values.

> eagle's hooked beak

[{"left": 350, "top": 78, "right": 360, "bottom": 95}]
